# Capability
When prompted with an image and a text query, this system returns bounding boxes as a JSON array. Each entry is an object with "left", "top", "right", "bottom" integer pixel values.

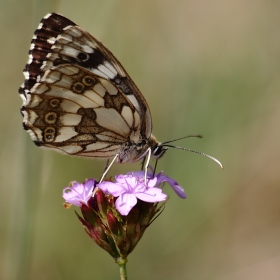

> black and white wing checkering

[
  {"left": 19, "top": 14, "right": 76, "bottom": 99},
  {"left": 19, "top": 13, "right": 152, "bottom": 139},
  {"left": 19, "top": 13, "right": 162, "bottom": 163}
]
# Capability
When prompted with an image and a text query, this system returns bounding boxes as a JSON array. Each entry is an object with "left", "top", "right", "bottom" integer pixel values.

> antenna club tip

[{"left": 197, "top": 135, "right": 203, "bottom": 138}]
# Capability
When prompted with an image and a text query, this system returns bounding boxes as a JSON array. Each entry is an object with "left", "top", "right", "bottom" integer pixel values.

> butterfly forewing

[
  {"left": 20, "top": 13, "right": 159, "bottom": 164},
  {"left": 19, "top": 14, "right": 76, "bottom": 99}
]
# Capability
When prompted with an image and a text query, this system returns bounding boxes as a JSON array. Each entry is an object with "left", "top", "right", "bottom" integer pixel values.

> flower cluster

[{"left": 62, "top": 169, "right": 186, "bottom": 260}]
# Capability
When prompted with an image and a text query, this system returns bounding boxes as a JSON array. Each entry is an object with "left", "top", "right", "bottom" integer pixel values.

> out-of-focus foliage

[{"left": 1, "top": 1, "right": 280, "bottom": 279}]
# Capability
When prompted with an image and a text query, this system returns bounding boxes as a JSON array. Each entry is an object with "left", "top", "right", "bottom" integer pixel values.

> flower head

[
  {"left": 62, "top": 169, "right": 186, "bottom": 260},
  {"left": 97, "top": 173, "right": 167, "bottom": 216}
]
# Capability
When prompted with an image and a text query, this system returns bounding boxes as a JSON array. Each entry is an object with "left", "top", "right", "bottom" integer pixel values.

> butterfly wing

[
  {"left": 20, "top": 13, "right": 154, "bottom": 161},
  {"left": 22, "top": 63, "right": 143, "bottom": 158}
]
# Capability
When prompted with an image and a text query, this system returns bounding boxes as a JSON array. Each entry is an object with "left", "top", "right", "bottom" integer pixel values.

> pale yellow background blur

[{"left": 1, "top": 1, "right": 280, "bottom": 279}]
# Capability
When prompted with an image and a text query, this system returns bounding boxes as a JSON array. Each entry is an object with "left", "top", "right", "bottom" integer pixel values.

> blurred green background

[{"left": 1, "top": 0, "right": 280, "bottom": 279}]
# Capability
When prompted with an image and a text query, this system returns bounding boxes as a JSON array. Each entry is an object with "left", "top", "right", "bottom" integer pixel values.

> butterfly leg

[
  {"left": 141, "top": 157, "right": 146, "bottom": 170},
  {"left": 103, "top": 159, "right": 110, "bottom": 172},
  {"left": 99, "top": 154, "right": 119, "bottom": 183},
  {"left": 153, "top": 159, "right": 159, "bottom": 178},
  {"left": 143, "top": 148, "right": 151, "bottom": 184}
]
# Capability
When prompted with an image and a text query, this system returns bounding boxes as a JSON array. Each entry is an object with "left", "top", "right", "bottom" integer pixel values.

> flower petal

[
  {"left": 115, "top": 193, "right": 137, "bottom": 216},
  {"left": 135, "top": 187, "right": 167, "bottom": 202},
  {"left": 97, "top": 181, "right": 126, "bottom": 197},
  {"left": 146, "top": 177, "right": 157, "bottom": 188},
  {"left": 62, "top": 179, "right": 95, "bottom": 207},
  {"left": 156, "top": 174, "right": 187, "bottom": 199}
]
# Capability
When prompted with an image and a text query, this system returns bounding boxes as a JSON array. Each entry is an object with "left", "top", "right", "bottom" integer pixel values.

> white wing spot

[
  {"left": 55, "top": 127, "right": 78, "bottom": 142},
  {"left": 36, "top": 75, "right": 41, "bottom": 82},
  {"left": 37, "top": 22, "right": 43, "bottom": 30},
  {"left": 127, "top": 95, "right": 140, "bottom": 112},
  {"left": 64, "top": 26, "right": 83, "bottom": 37},
  {"left": 98, "top": 64, "right": 117, "bottom": 79},
  {"left": 58, "top": 34, "right": 72, "bottom": 43},
  {"left": 93, "top": 83, "right": 106, "bottom": 97},
  {"left": 121, "top": 106, "right": 133, "bottom": 128},
  {"left": 82, "top": 44, "right": 94, "bottom": 53},
  {"left": 44, "top": 70, "right": 62, "bottom": 83},
  {"left": 100, "top": 79, "right": 118, "bottom": 95},
  {"left": 104, "top": 61, "right": 118, "bottom": 75},
  {"left": 27, "top": 54, "right": 33, "bottom": 64},
  {"left": 32, "top": 83, "right": 48, "bottom": 94},
  {"left": 145, "top": 110, "right": 152, "bottom": 137},
  {"left": 60, "top": 99, "right": 81, "bottom": 113},
  {"left": 29, "top": 95, "right": 43, "bottom": 108},
  {"left": 23, "top": 70, "right": 30, "bottom": 80},
  {"left": 43, "top": 13, "right": 52, "bottom": 20},
  {"left": 95, "top": 108, "right": 130, "bottom": 136},
  {"left": 133, "top": 111, "right": 140, "bottom": 130},
  {"left": 85, "top": 142, "right": 110, "bottom": 151},
  {"left": 91, "top": 68, "right": 108, "bottom": 78},
  {"left": 96, "top": 132, "right": 124, "bottom": 142},
  {"left": 27, "top": 110, "right": 39, "bottom": 125},
  {"left": 60, "top": 45, "right": 81, "bottom": 58},
  {"left": 83, "top": 90, "right": 105, "bottom": 107},
  {"left": 30, "top": 43, "right": 35, "bottom": 51},
  {"left": 47, "top": 37, "right": 56, "bottom": 44},
  {"left": 60, "top": 114, "right": 82, "bottom": 126},
  {"left": 58, "top": 65, "right": 80, "bottom": 75},
  {"left": 45, "top": 89, "right": 101, "bottom": 108},
  {"left": 29, "top": 127, "right": 42, "bottom": 142},
  {"left": 58, "top": 145, "right": 83, "bottom": 154}
]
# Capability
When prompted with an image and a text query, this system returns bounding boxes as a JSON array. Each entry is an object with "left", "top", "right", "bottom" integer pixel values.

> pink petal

[
  {"left": 115, "top": 193, "right": 137, "bottom": 216},
  {"left": 62, "top": 180, "right": 94, "bottom": 207},
  {"left": 97, "top": 182, "right": 125, "bottom": 197},
  {"left": 146, "top": 177, "right": 157, "bottom": 188},
  {"left": 135, "top": 187, "right": 167, "bottom": 202},
  {"left": 156, "top": 174, "right": 187, "bottom": 199}
]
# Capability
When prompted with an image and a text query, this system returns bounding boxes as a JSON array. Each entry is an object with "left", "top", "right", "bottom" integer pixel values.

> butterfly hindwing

[{"left": 22, "top": 62, "right": 144, "bottom": 158}]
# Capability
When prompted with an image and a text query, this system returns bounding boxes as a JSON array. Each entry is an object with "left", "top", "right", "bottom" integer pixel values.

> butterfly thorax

[{"left": 118, "top": 134, "right": 167, "bottom": 163}]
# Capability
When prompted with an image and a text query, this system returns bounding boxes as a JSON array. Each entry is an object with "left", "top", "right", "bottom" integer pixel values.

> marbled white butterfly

[{"left": 19, "top": 13, "right": 223, "bottom": 179}]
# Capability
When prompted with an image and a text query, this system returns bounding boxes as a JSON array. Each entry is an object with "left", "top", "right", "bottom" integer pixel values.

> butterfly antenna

[
  {"left": 162, "top": 134, "right": 203, "bottom": 145},
  {"left": 162, "top": 144, "right": 224, "bottom": 169}
]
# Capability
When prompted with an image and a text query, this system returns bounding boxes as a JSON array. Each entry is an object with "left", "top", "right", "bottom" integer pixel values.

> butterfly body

[{"left": 20, "top": 13, "right": 167, "bottom": 164}]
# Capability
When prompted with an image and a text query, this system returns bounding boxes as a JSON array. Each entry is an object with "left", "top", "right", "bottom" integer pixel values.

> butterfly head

[
  {"left": 151, "top": 142, "right": 168, "bottom": 160},
  {"left": 117, "top": 135, "right": 161, "bottom": 163}
]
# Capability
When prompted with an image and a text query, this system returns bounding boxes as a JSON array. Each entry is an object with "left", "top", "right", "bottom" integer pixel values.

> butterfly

[{"left": 19, "top": 13, "right": 223, "bottom": 180}]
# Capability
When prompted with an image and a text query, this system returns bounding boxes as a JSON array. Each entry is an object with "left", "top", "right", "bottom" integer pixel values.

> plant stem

[{"left": 117, "top": 257, "right": 128, "bottom": 280}]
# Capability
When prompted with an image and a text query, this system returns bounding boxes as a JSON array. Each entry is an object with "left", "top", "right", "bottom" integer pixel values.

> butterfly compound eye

[{"left": 152, "top": 145, "right": 168, "bottom": 159}]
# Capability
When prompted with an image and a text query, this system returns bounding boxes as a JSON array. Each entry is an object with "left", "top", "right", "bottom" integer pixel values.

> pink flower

[
  {"left": 127, "top": 169, "right": 187, "bottom": 199},
  {"left": 61, "top": 170, "right": 186, "bottom": 259},
  {"left": 98, "top": 174, "right": 167, "bottom": 216},
  {"left": 62, "top": 179, "right": 95, "bottom": 207},
  {"left": 97, "top": 169, "right": 186, "bottom": 215},
  {"left": 62, "top": 169, "right": 186, "bottom": 216}
]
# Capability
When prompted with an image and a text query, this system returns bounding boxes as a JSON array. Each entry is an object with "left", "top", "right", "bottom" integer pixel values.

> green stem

[{"left": 117, "top": 257, "right": 128, "bottom": 280}]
